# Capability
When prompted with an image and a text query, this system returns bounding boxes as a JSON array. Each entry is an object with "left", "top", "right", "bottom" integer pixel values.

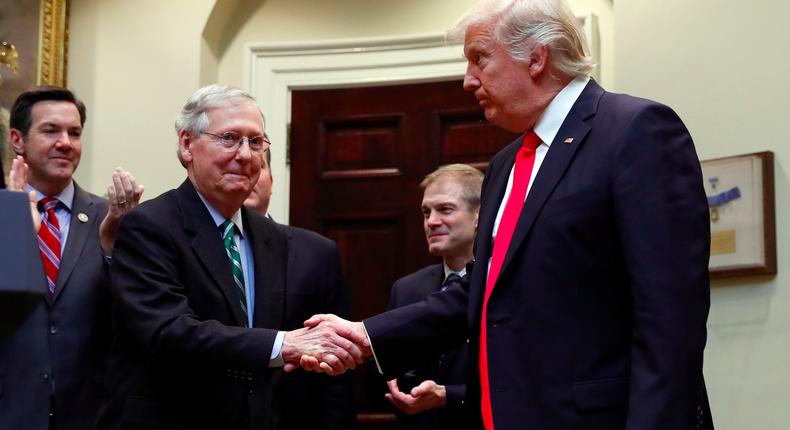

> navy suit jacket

[
  {"left": 0, "top": 184, "right": 111, "bottom": 430},
  {"left": 270, "top": 224, "right": 355, "bottom": 429},
  {"left": 388, "top": 264, "right": 467, "bottom": 430},
  {"left": 366, "top": 80, "right": 712, "bottom": 429}
]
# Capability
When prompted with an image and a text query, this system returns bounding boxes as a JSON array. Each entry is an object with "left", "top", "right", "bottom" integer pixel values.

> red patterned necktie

[
  {"left": 37, "top": 197, "right": 62, "bottom": 297},
  {"left": 479, "top": 131, "right": 541, "bottom": 430}
]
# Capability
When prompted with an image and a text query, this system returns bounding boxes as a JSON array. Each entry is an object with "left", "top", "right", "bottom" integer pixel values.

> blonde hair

[{"left": 448, "top": 0, "right": 596, "bottom": 78}]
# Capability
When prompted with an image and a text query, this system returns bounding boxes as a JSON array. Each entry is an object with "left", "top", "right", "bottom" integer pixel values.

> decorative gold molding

[{"left": 37, "top": 0, "right": 70, "bottom": 86}]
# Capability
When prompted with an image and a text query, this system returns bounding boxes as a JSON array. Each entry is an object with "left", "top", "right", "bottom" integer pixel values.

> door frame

[
  {"left": 245, "top": 33, "right": 465, "bottom": 222},
  {"left": 245, "top": 14, "right": 597, "bottom": 222}
]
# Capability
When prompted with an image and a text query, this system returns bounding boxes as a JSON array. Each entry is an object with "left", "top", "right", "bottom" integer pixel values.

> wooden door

[{"left": 290, "top": 80, "right": 518, "bottom": 428}]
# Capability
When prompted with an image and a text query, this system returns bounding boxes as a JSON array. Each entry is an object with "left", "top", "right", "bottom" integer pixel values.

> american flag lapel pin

[{"left": 563, "top": 137, "right": 574, "bottom": 144}]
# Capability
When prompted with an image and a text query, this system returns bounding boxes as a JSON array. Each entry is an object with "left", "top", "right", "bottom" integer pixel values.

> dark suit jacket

[
  {"left": 388, "top": 264, "right": 467, "bottom": 430},
  {"left": 365, "top": 80, "right": 713, "bottom": 429},
  {"left": 95, "top": 180, "right": 288, "bottom": 430},
  {"left": 270, "top": 224, "right": 355, "bottom": 429},
  {"left": 0, "top": 183, "right": 111, "bottom": 430}
]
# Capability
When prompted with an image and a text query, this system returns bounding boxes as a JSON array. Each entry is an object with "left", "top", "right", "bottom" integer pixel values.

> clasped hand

[{"left": 282, "top": 314, "right": 371, "bottom": 375}]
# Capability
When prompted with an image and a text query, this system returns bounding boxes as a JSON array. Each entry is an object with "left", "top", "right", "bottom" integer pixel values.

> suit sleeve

[
  {"left": 611, "top": 102, "right": 710, "bottom": 428},
  {"left": 111, "top": 208, "right": 278, "bottom": 373},
  {"left": 364, "top": 279, "right": 469, "bottom": 379}
]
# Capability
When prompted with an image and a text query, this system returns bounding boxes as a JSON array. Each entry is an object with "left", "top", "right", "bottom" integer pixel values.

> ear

[
  {"left": 9, "top": 128, "right": 25, "bottom": 156},
  {"left": 527, "top": 44, "right": 549, "bottom": 79},
  {"left": 473, "top": 206, "right": 480, "bottom": 230},
  {"left": 178, "top": 129, "right": 194, "bottom": 164}
]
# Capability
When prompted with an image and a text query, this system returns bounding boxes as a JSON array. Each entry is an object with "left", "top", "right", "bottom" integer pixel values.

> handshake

[{"left": 281, "top": 314, "right": 372, "bottom": 375}]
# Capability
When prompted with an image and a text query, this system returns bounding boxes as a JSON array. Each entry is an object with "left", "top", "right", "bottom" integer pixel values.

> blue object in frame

[{"left": 707, "top": 186, "right": 741, "bottom": 207}]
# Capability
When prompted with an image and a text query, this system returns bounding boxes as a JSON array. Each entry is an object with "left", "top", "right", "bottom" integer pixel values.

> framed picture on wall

[
  {"left": 701, "top": 151, "right": 776, "bottom": 278},
  {"left": 1, "top": 0, "right": 69, "bottom": 184}
]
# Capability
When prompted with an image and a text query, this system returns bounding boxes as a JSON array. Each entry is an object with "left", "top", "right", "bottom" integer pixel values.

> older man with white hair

[
  {"left": 95, "top": 84, "right": 365, "bottom": 430},
  {"left": 302, "top": 0, "right": 714, "bottom": 429}
]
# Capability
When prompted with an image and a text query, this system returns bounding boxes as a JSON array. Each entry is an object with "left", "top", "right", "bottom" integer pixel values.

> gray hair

[
  {"left": 174, "top": 84, "right": 265, "bottom": 165},
  {"left": 448, "top": 0, "right": 595, "bottom": 78}
]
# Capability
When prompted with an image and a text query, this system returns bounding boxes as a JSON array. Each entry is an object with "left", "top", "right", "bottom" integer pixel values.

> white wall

[
  {"left": 69, "top": 0, "right": 215, "bottom": 198},
  {"left": 67, "top": 0, "right": 613, "bottom": 202},
  {"left": 212, "top": 0, "right": 614, "bottom": 220},
  {"left": 616, "top": 1, "right": 790, "bottom": 428}
]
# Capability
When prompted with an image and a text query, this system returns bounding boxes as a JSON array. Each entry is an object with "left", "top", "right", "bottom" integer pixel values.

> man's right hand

[
  {"left": 8, "top": 155, "right": 40, "bottom": 232},
  {"left": 282, "top": 316, "right": 371, "bottom": 375}
]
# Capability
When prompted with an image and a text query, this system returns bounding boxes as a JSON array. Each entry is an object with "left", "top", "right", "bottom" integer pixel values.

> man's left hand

[
  {"left": 385, "top": 378, "right": 446, "bottom": 415},
  {"left": 100, "top": 167, "right": 144, "bottom": 254}
]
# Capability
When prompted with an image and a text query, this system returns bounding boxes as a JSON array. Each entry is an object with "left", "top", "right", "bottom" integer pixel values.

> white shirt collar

[
  {"left": 27, "top": 180, "right": 75, "bottom": 212},
  {"left": 533, "top": 75, "right": 591, "bottom": 147},
  {"left": 195, "top": 190, "right": 245, "bottom": 238},
  {"left": 443, "top": 263, "right": 467, "bottom": 280}
]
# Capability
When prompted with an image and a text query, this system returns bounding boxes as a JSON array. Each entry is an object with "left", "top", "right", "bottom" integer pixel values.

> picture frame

[
  {"left": 1, "top": 0, "right": 70, "bottom": 184},
  {"left": 701, "top": 151, "right": 776, "bottom": 278}
]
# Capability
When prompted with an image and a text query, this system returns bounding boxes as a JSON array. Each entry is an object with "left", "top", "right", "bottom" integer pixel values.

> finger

[
  {"left": 319, "top": 361, "right": 342, "bottom": 376},
  {"left": 133, "top": 184, "right": 145, "bottom": 205},
  {"left": 304, "top": 313, "right": 332, "bottom": 327},
  {"left": 411, "top": 380, "right": 433, "bottom": 397},
  {"left": 327, "top": 331, "right": 364, "bottom": 364},
  {"left": 322, "top": 350, "right": 353, "bottom": 373},
  {"left": 118, "top": 168, "right": 135, "bottom": 197},
  {"left": 335, "top": 322, "right": 370, "bottom": 349},
  {"left": 300, "top": 355, "right": 321, "bottom": 372},
  {"left": 386, "top": 379, "right": 403, "bottom": 395},
  {"left": 283, "top": 362, "right": 298, "bottom": 373},
  {"left": 107, "top": 183, "right": 118, "bottom": 207},
  {"left": 111, "top": 171, "right": 126, "bottom": 204}
]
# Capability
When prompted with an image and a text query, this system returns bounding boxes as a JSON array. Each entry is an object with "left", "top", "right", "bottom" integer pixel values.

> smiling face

[
  {"left": 180, "top": 102, "right": 263, "bottom": 217},
  {"left": 462, "top": 20, "right": 544, "bottom": 133},
  {"left": 10, "top": 100, "right": 82, "bottom": 196},
  {"left": 422, "top": 178, "right": 478, "bottom": 262}
]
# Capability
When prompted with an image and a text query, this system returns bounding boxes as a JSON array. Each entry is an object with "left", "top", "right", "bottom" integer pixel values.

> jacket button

[
  {"left": 50, "top": 326, "right": 58, "bottom": 335},
  {"left": 40, "top": 373, "right": 49, "bottom": 382}
]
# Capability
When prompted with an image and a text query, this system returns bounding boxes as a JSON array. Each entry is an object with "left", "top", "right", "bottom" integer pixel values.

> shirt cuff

[
  {"left": 362, "top": 322, "right": 383, "bottom": 375},
  {"left": 268, "top": 331, "right": 285, "bottom": 368}
]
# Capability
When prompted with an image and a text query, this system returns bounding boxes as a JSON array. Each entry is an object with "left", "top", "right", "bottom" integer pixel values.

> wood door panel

[
  {"left": 437, "top": 109, "right": 518, "bottom": 169},
  {"left": 290, "top": 79, "right": 519, "bottom": 428},
  {"left": 321, "top": 115, "right": 403, "bottom": 177}
]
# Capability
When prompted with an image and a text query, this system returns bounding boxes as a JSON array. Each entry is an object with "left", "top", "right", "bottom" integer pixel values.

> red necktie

[
  {"left": 37, "top": 197, "right": 62, "bottom": 297},
  {"left": 479, "top": 131, "right": 541, "bottom": 430}
]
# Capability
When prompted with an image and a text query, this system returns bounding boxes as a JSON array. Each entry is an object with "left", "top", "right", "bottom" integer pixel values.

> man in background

[
  {"left": 384, "top": 164, "right": 480, "bottom": 430},
  {"left": 96, "top": 84, "right": 362, "bottom": 430},
  {"left": 0, "top": 86, "right": 143, "bottom": 430},
  {"left": 243, "top": 138, "right": 355, "bottom": 429}
]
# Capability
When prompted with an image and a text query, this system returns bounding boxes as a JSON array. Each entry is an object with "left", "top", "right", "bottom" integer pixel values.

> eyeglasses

[{"left": 202, "top": 131, "right": 270, "bottom": 153}]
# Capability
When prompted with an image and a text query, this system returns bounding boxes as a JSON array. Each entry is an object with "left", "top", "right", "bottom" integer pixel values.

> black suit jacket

[
  {"left": 365, "top": 80, "right": 713, "bottom": 429},
  {"left": 388, "top": 264, "right": 467, "bottom": 430},
  {"left": 270, "top": 224, "right": 355, "bottom": 429},
  {"left": 0, "top": 183, "right": 111, "bottom": 430},
  {"left": 95, "top": 180, "right": 287, "bottom": 430}
]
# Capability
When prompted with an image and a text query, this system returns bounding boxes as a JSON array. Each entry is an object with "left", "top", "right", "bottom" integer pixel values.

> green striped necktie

[{"left": 220, "top": 219, "right": 248, "bottom": 327}]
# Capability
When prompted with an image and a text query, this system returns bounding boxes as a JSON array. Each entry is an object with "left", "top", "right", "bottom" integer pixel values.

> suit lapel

[
  {"left": 469, "top": 139, "right": 522, "bottom": 318},
  {"left": 249, "top": 213, "right": 286, "bottom": 329},
  {"left": 178, "top": 180, "right": 247, "bottom": 327},
  {"left": 497, "top": 80, "right": 603, "bottom": 285},
  {"left": 52, "top": 184, "right": 97, "bottom": 304}
]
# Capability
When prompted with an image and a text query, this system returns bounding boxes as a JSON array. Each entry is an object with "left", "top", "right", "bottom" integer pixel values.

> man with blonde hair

[{"left": 302, "top": 1, "right": 713, "bottom": 429}]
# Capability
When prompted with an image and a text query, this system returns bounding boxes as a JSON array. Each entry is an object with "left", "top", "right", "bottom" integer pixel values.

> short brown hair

[
  {"left": 420, "top": 164, "right": 484, "bottom": 210},
  {"left": 10, "top": 86, "right": 87, "bottom": 136}
]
